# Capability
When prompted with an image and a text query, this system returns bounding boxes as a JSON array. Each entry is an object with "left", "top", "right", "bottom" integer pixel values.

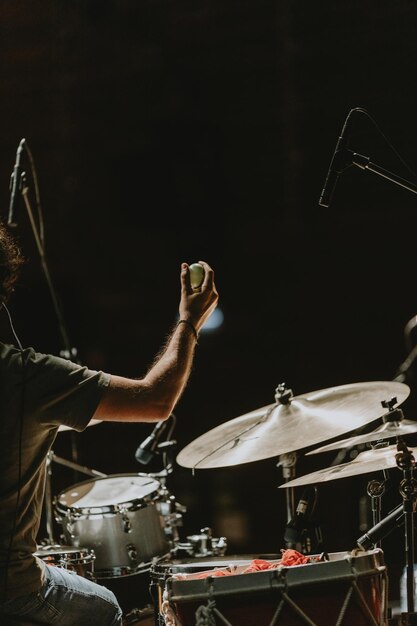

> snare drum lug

[
  {"left": 65, "top": 522, "right": 75, "bottom": 540},
  {"left": 126, "top": 543, "right": 138, "bottom": 564},
  {"left": 119, "top": 507, "right": 132, "bottom": 533}
]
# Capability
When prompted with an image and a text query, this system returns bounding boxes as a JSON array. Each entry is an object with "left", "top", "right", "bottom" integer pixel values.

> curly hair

[{"left": 0, "top": 223, "right": 24, "bottom": 304}]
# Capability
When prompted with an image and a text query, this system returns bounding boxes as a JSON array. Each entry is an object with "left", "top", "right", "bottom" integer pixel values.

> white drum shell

[{"left": 55, "top": 474, "right": 170, "bottom": 575}]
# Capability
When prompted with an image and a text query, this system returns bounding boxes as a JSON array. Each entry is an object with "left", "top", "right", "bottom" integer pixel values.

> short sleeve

[{"left": 19, "top": 347, "right": 111, "bottom": 432}]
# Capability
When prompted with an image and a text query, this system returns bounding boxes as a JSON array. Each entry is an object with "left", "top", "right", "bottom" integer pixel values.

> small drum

[
  {"left": 55, "top": 474, "right": 170, "bottom": 576},
  {"left": 34, "top": 544, "right": 95, "bottom": 580},
  {"left": 154, "top": 550, "right": 388, "bottom": 626}
]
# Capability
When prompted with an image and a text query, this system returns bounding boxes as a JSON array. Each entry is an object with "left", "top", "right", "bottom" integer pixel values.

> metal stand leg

[
  {"left": 396, "top": 441, "right": 417, "bottom": 625},
  {"left": 367, "top": 478, "right": 386, "bottom": 548},
  {"left": 277, "top": 452, "right": 297, "bottom": 524},
  {"left": 44, "top": 452, "right": 56, "bottom": 544},
  {"left": 41, "top": 450, "right": 108, "bottom": 546}
]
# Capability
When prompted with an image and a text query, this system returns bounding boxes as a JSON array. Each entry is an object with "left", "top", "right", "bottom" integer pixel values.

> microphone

[
  {"left": 135, "top": 420, "right": 169, "bottom": 465},
  {"left": 318, "top": 109, "right": 357, "bottom": 208},
  {"left": 284, "top": 485, "right": 317, "bottom": 546},
  {"left": 357, "top": 503, "right": 404, "bottom": 550},
  {"left": 8, "top": 139, "right": 26, "bottom": 227}
]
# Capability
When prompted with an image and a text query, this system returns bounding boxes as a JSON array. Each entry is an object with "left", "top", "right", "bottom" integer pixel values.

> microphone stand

[
  {"left": 347, "top": 150, "right": 417, "bottom": 197},
  {"left": 16, "top": 147, "right": 83, "bottom": 540},
  {"left": 21, "top": 178, "right": 77, "bottom": 362}
]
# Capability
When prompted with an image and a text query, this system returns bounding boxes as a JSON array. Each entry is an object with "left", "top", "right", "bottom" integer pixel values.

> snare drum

[
  {"left": 34, "top": 544, "right": 95, "bottom": 580},
  {"left": 156, "top": 550, "right": 388, "bottom": 626},
  {"left": 55, "top": 474, "right": 170, "bottom": 576},
  {"left": 150, "top": 554, "right": 280, "bottom": 624}
]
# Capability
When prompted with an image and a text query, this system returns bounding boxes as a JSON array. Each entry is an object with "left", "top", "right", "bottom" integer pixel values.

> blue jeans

[{"left": 0, "top": 564, "right": 123, "bottom": 625}]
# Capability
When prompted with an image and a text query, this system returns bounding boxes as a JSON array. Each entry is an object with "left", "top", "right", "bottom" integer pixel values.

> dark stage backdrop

[{"left": 1, "top": 0, "right": 417, "bottom": 603}]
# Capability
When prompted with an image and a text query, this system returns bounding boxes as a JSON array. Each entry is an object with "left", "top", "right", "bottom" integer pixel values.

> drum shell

[
  {"left": 55, "top": 474, "right": 170, "bottom": 574},
  {"left": 163, "top": 550, "right": 388, "bottom": 626},
  {"left": 59, "top": 502, "right": 168, "bottom": 572}
]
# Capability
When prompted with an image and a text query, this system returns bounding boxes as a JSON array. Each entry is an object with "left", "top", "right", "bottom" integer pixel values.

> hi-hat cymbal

[
  {"left": 176, "top": 381, "right": 410, "bottom": 470},
  {"left": 279, "top": 444, "right": 403, "bottom": 488},
  {"left": 58, "top": 419, "right": 102, "bottom": 433},
  {"left": 306, "top": 419, "right": 417, "bottom": 456}
]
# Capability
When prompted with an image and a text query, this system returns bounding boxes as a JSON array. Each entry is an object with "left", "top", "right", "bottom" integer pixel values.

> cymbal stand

[
  {"left": 275, "top": 383, "right": 297, "bottom": 523},
  {"left": 277, "top": 451, "right": 297, "bottom": 523},
  {"left": 395, "top": 439, "right": 417, "bottom": 623},
  {"left": 43, "top": 450, "right": 107, "bottom": 544},
  {"left": 367, "top": 478, "right": 385, "bottom": 527}
]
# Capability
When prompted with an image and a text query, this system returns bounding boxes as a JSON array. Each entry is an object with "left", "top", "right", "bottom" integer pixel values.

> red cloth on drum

[
  {"left": 191, "top": 567, "right": 235, "bottom": 579},
  {"left": 280, "top": 549, "right": 310, "bottom": 566},
  {"left": 176, "top": 550, "right": 311, "bottom": 580},
  {"left": 242, "top": 559, "right": 280, "bottom": 573}
]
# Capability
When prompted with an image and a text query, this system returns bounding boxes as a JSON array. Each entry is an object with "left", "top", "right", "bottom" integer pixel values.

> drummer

[{"left": 0, "top": 223, "right": 219, "bottom": 625}]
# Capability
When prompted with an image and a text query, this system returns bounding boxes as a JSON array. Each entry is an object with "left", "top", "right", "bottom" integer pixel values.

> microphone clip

[{"left": 134, "top": 415, "right": 176, "bottom": 467}]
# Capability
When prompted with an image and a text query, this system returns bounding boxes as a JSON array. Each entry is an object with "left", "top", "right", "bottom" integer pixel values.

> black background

[{"left": 2, "top": 0, "right": 417, "bottom": 605}]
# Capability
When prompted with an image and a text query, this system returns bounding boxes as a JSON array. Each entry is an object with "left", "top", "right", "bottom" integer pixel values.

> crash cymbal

[
  {"left": 279, "top": 444, "right": 403, "bottom": 488},
  {"left": 307, "top": 419, "right": 417, "bottom": 455},
  {"left": 176, "top": 381, "right": 410, "bottom": 470},
  {"left": 58, "top": 419, "right": 102, "bottom": 432}
]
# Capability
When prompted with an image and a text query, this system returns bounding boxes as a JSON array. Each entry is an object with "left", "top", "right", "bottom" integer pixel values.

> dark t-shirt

[{"left": 0, "top": 343, "right": 110, "bottom": 601}]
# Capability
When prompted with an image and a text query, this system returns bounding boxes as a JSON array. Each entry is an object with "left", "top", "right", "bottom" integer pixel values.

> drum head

[{"left": 57, "top": 474, "right": 161, "bottom": 513}]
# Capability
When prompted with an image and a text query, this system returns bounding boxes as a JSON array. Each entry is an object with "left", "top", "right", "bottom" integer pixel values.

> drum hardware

[
  {"left": 156, "top": 493, "right": 186, "bottom": 545},
  {"left": 356, "top": 440, "right": 417, "bottom": 625},
  {"left": 126, "top": 544, "right": 139, "bottom": 567},
  {"left": 173, "top": 527, "right": 227, "bottom": 559},
  {"left": 277, "top": 450, "right": 297, "bottom": 531},
  {"left": 283, "top": 485, "right": 323, "bottom": 555},
  {"left": 151, "top": 478, "right": 187, "bottom": 546},
  {"left": 394, "top": 441, "right": 417, "bottom": 621},
  {"left": 276, "top": 388, "right": 297, "bottom": 521},
  {"left": 367, "top": 478, "right": 388, "bottom": 546}
]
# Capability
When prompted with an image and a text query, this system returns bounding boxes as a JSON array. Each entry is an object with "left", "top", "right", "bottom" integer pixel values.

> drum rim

[
  {"left": 166, "top": 548, "right": 387, "bottom": 601},
  {"left": 35, "top": 546, "right": 96, "bottom": 562},
  {"left": 54, "top": 473, "right": 162, "bottom": 514},
  {"left": 150, "top": 554, "right": 282, "bottom": 574}
]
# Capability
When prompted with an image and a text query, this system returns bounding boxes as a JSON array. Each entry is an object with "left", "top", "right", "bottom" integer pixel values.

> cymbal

[
  {"left": 307, "top": 419, "right": 417, "bottom": 456},
  {"left": 279, "top": 444, "right": 403, "bottom": 488},
  {"left": 58, "top": 419, "right": 102, "bottom": 433},
  {"left": 176, "top": 381, "right": 410, "bottom": 470}
]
